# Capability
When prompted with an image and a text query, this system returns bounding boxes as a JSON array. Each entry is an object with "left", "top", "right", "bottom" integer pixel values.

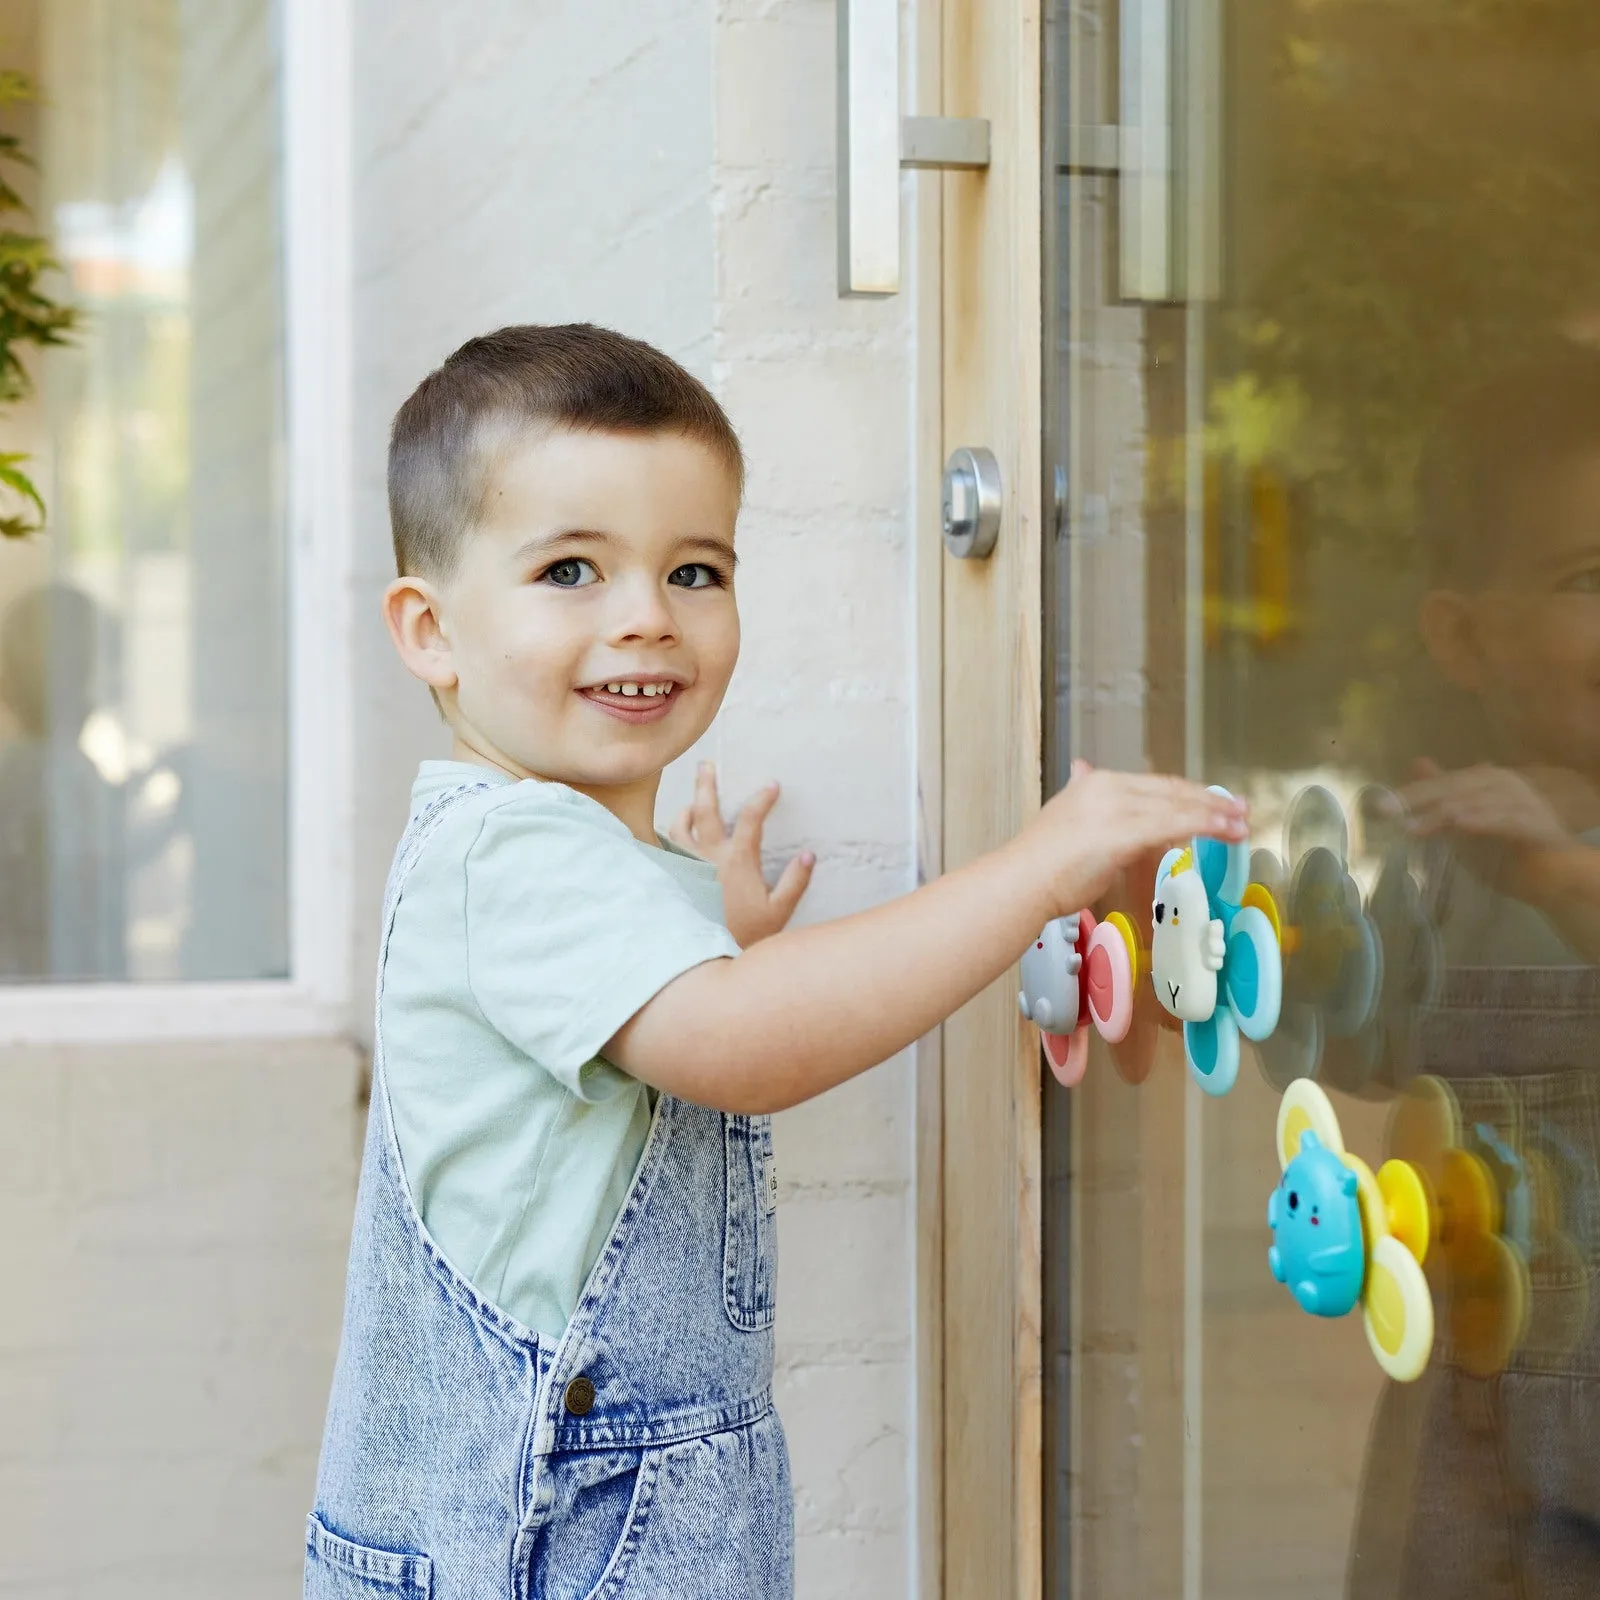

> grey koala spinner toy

[{"left": 1019, "top": 912, "right": 1090, "bottom": 1085}]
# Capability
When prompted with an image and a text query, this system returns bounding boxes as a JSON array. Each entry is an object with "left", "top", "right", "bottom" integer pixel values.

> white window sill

[{"left": 0, "top": 982, "right": 346, "bottom": 1045}]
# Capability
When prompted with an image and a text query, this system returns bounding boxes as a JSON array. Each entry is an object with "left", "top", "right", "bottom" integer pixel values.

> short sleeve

[{"left": 463, "top": 788, "right": 739, "bottom": 1097}]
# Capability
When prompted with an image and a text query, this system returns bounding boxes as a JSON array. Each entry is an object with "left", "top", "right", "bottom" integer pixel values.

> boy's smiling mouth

[{"left": 579, "top": 676, "right": 683, "bottom": 724}]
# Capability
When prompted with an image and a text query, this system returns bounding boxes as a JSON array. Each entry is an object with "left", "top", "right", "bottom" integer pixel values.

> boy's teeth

[{"left": 597, "top": 681, "right": 673, "bottom": 698}]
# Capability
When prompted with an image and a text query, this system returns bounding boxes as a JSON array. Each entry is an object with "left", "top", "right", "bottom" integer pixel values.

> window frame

[{"left": 0, "top": 0, "right": 354, "bottom": 1044}]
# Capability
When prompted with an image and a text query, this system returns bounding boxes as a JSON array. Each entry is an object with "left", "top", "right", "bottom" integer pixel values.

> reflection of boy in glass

[
  {"left": 0, "top": 582, "right": 125, "bottom": 979},
  {"left": 1404, "top": 353, "right": 1600, "bottom": 963},
  {"left": 1350, "top": 353, "right": 1600, "bottom": 1600}
]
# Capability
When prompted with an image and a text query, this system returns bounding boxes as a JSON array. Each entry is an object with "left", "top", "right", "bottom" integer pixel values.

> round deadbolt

[{"left": 941, "top": 446, "right": 1002, "bottom": 560}]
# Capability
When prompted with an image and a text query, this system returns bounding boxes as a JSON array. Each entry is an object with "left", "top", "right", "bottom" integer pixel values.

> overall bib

[
  {"left": 1351, "top": 959, "right": 1600, "bottom": 1600},
  {"left": 307, "top": 784, "right": 794, "bottom": 1600}
]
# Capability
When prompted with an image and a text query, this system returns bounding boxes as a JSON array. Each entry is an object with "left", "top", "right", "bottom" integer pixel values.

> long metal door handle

[
  {"left": 836, "top": 0, "right": 992, "bottom": 299},
  {"left": 1118, "top": 0, "right": 1222, "bottom": 302}
]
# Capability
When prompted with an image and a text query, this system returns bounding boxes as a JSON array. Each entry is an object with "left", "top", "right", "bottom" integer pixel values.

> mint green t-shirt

[{"left": 380, "top": 761, "right": 741, "bottom": 1339}]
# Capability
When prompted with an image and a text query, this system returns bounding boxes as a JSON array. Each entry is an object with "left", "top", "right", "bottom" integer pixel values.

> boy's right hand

[
  {"left": 1021, "top": 760, "right": 1249, "bottom": 918},
  {"left": 610, "top": 757, "right": 1247, "bottom": 1115}
]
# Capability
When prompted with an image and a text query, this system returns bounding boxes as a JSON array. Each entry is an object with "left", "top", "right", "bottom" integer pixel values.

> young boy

[{"left": 305, "top": 323, "right": 1244, "bottom": 1600}]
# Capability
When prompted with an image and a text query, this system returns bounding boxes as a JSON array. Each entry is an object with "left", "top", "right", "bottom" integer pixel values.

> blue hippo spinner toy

[
  {"left": 1269, "top": 1129, "right": 1366, "bottom": 1318},
  {"left": 1268, "top": 1079, "right": 1435, "bottom": 1382},
  {"left": 1150, "top": 786, "right": 1283, "bottom": 1096}
]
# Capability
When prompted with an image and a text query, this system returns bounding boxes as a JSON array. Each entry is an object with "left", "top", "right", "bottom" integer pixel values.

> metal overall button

[{"left": 563, "top": 1375, "right": 596, "bottom": 1417}]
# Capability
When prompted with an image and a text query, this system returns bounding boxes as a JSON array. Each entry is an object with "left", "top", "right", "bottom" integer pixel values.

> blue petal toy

[
  {"left": 1269, "top": 1129, "right": 1366, "bottom": 1317},
  {"left": 1150, "top": 786, "right": 1283, "bottom": 1096},
  {"left": 1269, "top": 1079, "right": 1436, "bottom": 1382}
]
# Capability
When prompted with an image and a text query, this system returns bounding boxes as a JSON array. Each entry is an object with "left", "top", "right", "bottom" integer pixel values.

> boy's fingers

[
  {"left": 693, "top": 762, "right": 727, "bottom": 844},
  {"left": 732, "top": 783, "right": 782, "bottom": 852},
  {"left": 1137, "top": 784, "right": 1247, "bottom": 829},
  {"left": 1121, "top": 774, "right": 1249, "bottom": 822},
  {"left": 1126, "top": 793, "right": 1247, "bottom": 846},
  {"left": 1401, "top": 771, "right": 1500, "bottom": 815},
  {"left": 770, "top": 850, "right": 816, "bottom": 919},
  {"left": 1401, "top": 799, "right": 1455, "bottom": 837}
]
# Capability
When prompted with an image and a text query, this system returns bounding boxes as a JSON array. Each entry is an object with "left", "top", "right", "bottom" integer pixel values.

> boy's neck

[{"left": 449, "top": 733, "right": 665, "bottom": 847}]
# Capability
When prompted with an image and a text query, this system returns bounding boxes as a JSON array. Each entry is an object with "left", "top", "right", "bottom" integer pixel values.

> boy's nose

[{"left": 606, "top": 579, "right": 681, "bottom": 643}]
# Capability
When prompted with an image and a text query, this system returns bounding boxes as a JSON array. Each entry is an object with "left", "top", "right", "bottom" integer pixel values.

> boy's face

[
  {"left": 1424, "top": 447, "right": 1600, "bottom": 774},
  {"left": 422, "top": 427, "right": 741, "bottom": 798}
]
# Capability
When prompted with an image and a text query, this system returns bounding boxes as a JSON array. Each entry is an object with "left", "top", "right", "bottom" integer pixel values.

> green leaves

[
  {"left": 0, "top": 70, "right": 77, "bottom": 537},
  {"left": 0, "top": 451, "right": 44, "bottom": 539}
]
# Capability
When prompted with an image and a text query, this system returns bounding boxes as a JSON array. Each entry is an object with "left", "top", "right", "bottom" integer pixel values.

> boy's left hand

[{"left": 670, "top": 763, "right": 815, "bottom": 948}]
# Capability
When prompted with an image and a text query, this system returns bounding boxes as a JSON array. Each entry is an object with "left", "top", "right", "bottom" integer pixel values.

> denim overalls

[
  {"left": 307, "top": 784, "right": 793, "bottom": 1600},
  {"left": 1350, "top": 847, "right": 1600, "bottom": 1599}
]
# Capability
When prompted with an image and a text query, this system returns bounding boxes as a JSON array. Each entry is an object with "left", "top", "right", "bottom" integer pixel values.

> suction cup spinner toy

[
  {"left": 1150, "top": 788, "right": 1284, "bottom": 1096},
  {"left": 1255, "top": 786, "right": 1384, "bottom": 1094},
  {"left": 1019, "top": 912, "right": 1093, "bottom": 1086},
  {"left": 1019, "top": 910, "right": 1142, "bottom": 1087},
  {"left": 1269, "top": 1079, "right": 1435, "bottom": 1383},
  {"left": 1387, "top": 1075, "right": 1534, "bottom": 1380}
]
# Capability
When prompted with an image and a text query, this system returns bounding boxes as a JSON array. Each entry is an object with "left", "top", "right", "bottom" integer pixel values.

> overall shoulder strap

[{"left": 374, "top": 781, "right": 496, "bottom": 1026}]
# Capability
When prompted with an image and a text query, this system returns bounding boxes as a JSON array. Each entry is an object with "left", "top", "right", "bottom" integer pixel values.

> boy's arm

[
  {"left": 608, "top": 768, "right": 1246, "bottom": 1113},
  {"left": 1402, "top": 760, "right": 1600, "bottom": 963},
  {"left": 1517, "top": 842, "right": 1600, "bottom": 964}
]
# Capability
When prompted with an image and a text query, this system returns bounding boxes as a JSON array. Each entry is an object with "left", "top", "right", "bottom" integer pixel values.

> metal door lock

[{"left": 941, "top": 446, "right": 1002, "bottom": 560}]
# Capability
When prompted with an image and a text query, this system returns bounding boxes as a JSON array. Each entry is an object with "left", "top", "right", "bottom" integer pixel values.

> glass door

[{"left": 1045, "top": 4, "right": 1600, "bottom": 1596}]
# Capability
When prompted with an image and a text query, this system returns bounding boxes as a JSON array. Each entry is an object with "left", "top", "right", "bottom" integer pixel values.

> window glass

[
  {"left": 1047, "top": 3, "right": 1600, "bottom": 1596},
  {"left": 0, "top": 0, "right": 286, "bottom": 981}
]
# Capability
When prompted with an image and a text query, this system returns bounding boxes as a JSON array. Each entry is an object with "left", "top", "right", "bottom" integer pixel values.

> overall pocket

[
  {"left": 306, "top": 1513, "right": 433, "bottom": 1598},
  {"left": 722, "top": 1113, "right": 777, "bottom": 1330}
]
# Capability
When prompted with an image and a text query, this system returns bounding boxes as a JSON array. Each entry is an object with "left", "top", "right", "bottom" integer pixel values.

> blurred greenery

[
  {"left": 1203, "top": 0, "right": 1600, "bottom": 778},
  {"left": 0, "top": 70, "right": 77, "bottom": 539}
]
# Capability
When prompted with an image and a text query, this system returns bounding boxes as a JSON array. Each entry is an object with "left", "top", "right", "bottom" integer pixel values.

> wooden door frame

[{"left": 911, "top": 0, "right": 1046, "bottom": 1593}]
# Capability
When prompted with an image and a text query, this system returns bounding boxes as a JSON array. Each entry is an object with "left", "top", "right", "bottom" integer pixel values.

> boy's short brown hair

[{"left": 388, "top": 324, "right": 744, "bottom": 578}]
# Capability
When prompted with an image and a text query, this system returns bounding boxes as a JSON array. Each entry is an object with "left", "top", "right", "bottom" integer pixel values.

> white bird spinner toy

[
  {"left": 1151, "top": 787, "right": 1284, "bottom": 1095},
  {"left": 1151, "top": 865, "right": 1224, "bottom": 1022}
]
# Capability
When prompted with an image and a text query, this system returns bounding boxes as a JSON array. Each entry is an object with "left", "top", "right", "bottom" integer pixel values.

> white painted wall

[
  {"left": 708, "top": 8, "right": 916, "bottom": 1592},
  {"left": 351, "top": 2, "right": 919, "bottom": 1596},
  {"left": 0, "top": 1038, "right": 362, "bottom": 1598}
]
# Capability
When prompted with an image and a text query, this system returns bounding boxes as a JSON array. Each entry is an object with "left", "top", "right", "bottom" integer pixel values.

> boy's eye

[
  {"left": 668, "top": 562, "right": 724, "bottom": 589},
  {"left": 543, "top": 558, "right": 598, "bottom": 588},
  {"left": 1556, "top": 567, "right": 1600, "bottom": 596}
]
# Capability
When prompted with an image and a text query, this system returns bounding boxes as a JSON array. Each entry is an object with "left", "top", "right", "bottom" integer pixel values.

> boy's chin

[{"left": 556, "top": 739, "right": 703, "bottom": 791}]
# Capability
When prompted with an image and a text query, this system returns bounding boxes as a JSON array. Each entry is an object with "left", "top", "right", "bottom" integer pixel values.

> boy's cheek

[
  {"left": 1521, "top": 599, "right": 1600, "bottom": 680},
  {"left": 1480, "top": 596, "right": 1598, "bottom": 680}
]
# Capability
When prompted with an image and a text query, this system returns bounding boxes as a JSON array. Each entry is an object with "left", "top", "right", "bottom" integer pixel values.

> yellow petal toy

[{"left": 1269, "top": 1078, "right": 1435, "bottom": 1382}]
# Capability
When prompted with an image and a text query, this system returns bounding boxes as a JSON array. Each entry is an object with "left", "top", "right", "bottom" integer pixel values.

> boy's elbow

[
  {"left": 638, "top": 1051, "right": 804, "bottom": 1117},
  {"left": 612, "top": 965, "right": 821, "bottom": 1114}
]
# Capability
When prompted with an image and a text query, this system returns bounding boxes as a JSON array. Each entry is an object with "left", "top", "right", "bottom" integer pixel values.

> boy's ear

[
  {"left": 1418, "top": 588, "right": 1486, "bottom": 693},
  {"left": 383, "top": 575, "right": 458, "bottom": 693}
]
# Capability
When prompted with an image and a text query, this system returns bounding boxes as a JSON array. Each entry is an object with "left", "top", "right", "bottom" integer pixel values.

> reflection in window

[{"left": 0, "top": 0, "right": 287, "bottom": 981}]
